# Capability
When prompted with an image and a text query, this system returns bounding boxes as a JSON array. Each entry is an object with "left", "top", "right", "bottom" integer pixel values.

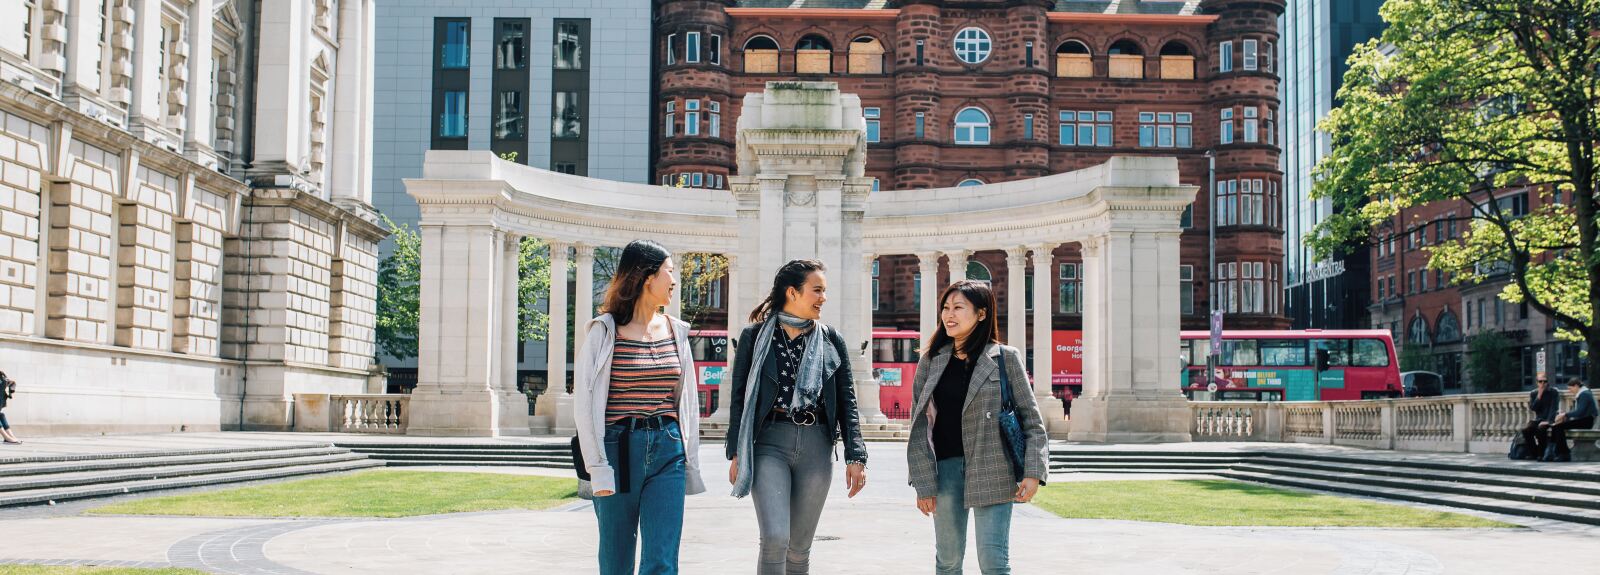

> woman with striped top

[{"left": 574, "top": 240, "right": 705, "bottom": 575}]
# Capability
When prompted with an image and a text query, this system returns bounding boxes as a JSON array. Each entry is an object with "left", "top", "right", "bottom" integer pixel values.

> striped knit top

[{"left": 605, "top": 336, "right": 682, "bottom": 424}]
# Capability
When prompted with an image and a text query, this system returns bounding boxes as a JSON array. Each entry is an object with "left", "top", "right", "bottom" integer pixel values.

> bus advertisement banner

[
  {"left": 699, "top": 366, "right": 725, "bottom": 389},
  {"left": 875, "top": 367, "right": 904, "bottom": 387},
  {"left": 1052, "top": 330, "right": 1084, "bottom": 386}
]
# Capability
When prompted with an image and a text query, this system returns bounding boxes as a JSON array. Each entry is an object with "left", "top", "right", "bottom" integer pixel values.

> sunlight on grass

[
  {"left": 86, "top": 470, "right": 577, "bottom": 518},
  {"left": 1032, "top": 479, "right": 1518, "bottom": 528}
]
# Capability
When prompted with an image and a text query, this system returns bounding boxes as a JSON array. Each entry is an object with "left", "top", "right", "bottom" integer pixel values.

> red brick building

[
  {"left": 655, "top": 0, "right": 1288, "bottom": 334},
  {"left": 1371, "top": 184, "right": 1585, "bottom": 391}
]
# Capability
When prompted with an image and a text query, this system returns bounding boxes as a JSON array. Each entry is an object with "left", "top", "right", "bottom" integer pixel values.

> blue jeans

[
  {"left": 593, "top": 420, "right": 688, "bottom": 575},
  {"left": 934, "top": 457, "right": 1013, "bottom": 575},
  {"left": 752, "top": 420, "right": 833, "bottom": 575}
]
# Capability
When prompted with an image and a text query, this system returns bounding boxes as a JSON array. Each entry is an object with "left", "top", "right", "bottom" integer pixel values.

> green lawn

[
  {"left": 87, "top": 470, "right": 577, "bottom": 518},
  {"left": 1032, "top": 479, "right": 1518, "bottom": 528},
  {"left": 0, "top": 567, "right": 208, "bottom": 575}
]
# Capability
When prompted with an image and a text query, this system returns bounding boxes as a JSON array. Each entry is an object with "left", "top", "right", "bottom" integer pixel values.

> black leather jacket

[{"left": 725, "top": 322, "right": 868, "bottom": 464}]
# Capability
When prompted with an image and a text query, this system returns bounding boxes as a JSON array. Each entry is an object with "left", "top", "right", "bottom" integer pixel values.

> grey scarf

[{"left": 731, "top": 313, "right": 839, "bottom": 498}]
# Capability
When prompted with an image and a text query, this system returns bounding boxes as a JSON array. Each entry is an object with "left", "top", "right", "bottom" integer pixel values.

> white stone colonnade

[{"left": 406, "top": 82, "right": 1196, "bottom": 442}]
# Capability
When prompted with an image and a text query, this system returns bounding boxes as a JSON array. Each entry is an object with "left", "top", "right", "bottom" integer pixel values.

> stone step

[
  {"left": 335, "top": 443, "right": 568, "bottom": 452},
  {"left": 1259, "top": 452, "right": 1600, "bottom": 483},
  {"left": 340, "top": 447, "right": 567, "bottom": 457},
  {"left": 0, "top": 446, "right": 351, "bottom": 478},
  {"left": 1051, "top": 455, "right": 1248, "bottom": 465},
  {"left": 1231, "top": 462, "right": 1600, "bottom": 512},
  {"left": 1050, "top": 461, "right": 1234, "bottom": 472},
  {"left": 1218, "top": 469, "right": 1600, "bottom": 526},
  {"left": 0, "top": 442, "right": 331, "bottom": 466},
  {"left": 363, "top": 453, "right": 569, "bottom": 464},
  {"left": 382, "top": 460, "right": 570, "bottom": 469},
  {"left": 1247, "top": 457, "right": 1600, "bottom": 499},
  {"left": 0, "top": 452, "right": 371, "bottom": 494},
  {"left": 0, "top": 458, "right": 384, "bottom": 509}
]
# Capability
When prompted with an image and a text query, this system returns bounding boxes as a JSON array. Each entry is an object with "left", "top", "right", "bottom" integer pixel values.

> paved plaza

[{"left": 0, "top": 436, "right": 1596, "bottom": 574}]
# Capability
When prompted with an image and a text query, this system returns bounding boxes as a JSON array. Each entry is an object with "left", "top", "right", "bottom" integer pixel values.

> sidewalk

[{"left": 0, "top": 438, "right": 1596, "bottom": 574}]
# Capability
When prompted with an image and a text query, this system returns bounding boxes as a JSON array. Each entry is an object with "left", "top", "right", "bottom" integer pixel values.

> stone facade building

[
  {"left": 653, "top": 0, "right": 1288, "bottom": 338},
  {"left": 0, "top": 0, "right": 385, "bottom": 434}
]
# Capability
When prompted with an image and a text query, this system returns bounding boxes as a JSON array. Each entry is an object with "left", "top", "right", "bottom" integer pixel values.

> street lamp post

[{"left": 1206, "top": 150, "right": 1220, "bottom": 396}]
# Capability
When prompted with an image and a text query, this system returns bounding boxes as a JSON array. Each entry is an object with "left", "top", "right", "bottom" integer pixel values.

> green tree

[
  {"left": 1311, "top": 0, "right": 1600, "bottom": 386},
  {"left": 680, "top": 253, "right": 730, "bottom": 326},
  {"left": 1398, "top": 343, "right": 1432, "bottom": 373},
  {"left": 374, "top": 216, "right": 552, "bottom": 362},
  {"left": 1465, "top": 331, "right": 1519, "bottom": 393}
]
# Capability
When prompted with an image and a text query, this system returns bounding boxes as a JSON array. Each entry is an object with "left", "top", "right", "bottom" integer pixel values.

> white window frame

[
  {"left": 954, "top": 107, "right": 991, "bottom": 145},
  {"left": 664, "top": 101, "right": 676, "bottom": 137},
  {"left": 1243, "top": 39, "right": 1258, "bottom": 71},
  {"left": 666, "top": 33, "right": 676, "bottom": 65},
  {"left": 1243, "top": 106, "right": 1259, "bottom": 143},
  {"left": 685, "top": 100, "right": 700, "bottom": 136},
  {"left": 686, "top": 32, "right": 701, "bottom": 64},
  {"left": 708, "top": 101, "right": 720, "bottom": 139},
  {"left": 953, "top": 27, "right": 992, "bottom": 64},
  {"left": 871, "top": 259, "right": 880, "bottom": 311},
  {"left": 1219, "top": 41, "right": 1233, "bottom": 73},
  {"left": 864, "top": 107, "right": 881, "bottom": 143},
  {"left": 709, "top": 34, "right": 722, "bottom": 65},
  {"left": 1220, "top": 108, "right": 1235, "bottom": 144},
  {"left": 957, "top": 179, "right": 984, "bottom": 187},
  {"left": 1023, "top": 113, "right": 1034, "bottom": 140}
]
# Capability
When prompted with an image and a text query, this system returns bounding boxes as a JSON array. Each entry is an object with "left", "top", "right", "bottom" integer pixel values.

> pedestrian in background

[
  {"left": 1519, "top": 376, "right": 1561, "bottom": 460},
  {"left": 1544, "top": 378, "right": 1597, "bottom": 462},
  {"left": 0, "top": 371, "right": 20, "bottom": 444}
]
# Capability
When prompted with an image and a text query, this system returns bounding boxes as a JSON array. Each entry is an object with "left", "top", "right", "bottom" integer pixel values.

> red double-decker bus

[
  {"left": 688, "top": 329, "right": 924, "bottom": 419},
  {"left": 1179, "top": 329, "right": 1402, "bottom": 401},
  {"left": 870, "top": 331, "right": 921, "bottom": 420}
]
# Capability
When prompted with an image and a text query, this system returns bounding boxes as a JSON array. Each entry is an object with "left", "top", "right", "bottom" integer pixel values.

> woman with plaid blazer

[{"left": 906, "top": 280, "right": 1049, "bottom": 575}]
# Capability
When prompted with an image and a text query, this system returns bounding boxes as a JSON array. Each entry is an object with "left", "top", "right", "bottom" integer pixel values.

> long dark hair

[
  {"left": 600, "top": 240, "right": 671, "bottom": 326},
  {"left": 748, "top": 259, "right": 826, "bottom": 323},
  {"left": 925, "top": 280, "right": 1000, "bottom": 361}
]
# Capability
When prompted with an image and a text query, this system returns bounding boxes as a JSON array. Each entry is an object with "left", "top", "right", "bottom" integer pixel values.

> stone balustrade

[
  {"left": 293, "top": 394, "right": 409, "bottom": 434},
  {"left": 1191, "top": 392, "right": 1580, "bottom": 454}
]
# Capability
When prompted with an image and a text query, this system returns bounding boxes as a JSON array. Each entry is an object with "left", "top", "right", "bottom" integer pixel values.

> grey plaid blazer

[{"left": 906, "top": 343, "right": 1050, "bottom": 508}]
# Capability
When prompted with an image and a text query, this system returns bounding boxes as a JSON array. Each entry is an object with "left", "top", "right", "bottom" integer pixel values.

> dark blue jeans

[{"left": 593, "top": 420, "right": 687, "bottom": 575}]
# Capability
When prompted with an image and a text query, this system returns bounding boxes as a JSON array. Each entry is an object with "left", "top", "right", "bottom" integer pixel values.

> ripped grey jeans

[{"left": 751, "top": 420, "right": 834, "bottom": 575}]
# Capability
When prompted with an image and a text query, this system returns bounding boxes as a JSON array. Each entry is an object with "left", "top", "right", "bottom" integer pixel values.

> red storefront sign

[{"left": 1052, "top": 330, "right": 1083, "bottom": 386}]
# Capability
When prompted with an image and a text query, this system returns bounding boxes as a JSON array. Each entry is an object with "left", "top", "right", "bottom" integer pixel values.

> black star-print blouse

[{"left": 771, "top": 328, "right": 809, "bottom": 413}]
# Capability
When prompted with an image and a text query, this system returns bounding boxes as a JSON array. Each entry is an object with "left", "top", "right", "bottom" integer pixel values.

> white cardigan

[{"left": 573, "top": 313, "right": 707, "bottom": 497}]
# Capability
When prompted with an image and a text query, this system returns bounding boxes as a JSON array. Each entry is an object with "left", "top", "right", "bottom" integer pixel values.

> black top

[
  {"left": 1530, "top": 387, "right": 1562, "bottom": 422},
  {"left": 771, "top": 328, "right": 809, "bottom": 413},
  {"left": 932, "top": 355, "right": 974, "bottom": 460}
]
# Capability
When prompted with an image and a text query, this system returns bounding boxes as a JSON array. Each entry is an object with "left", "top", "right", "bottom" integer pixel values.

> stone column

[
  {"left": 916, "top": 252, "right": 940, "bottom": 342},
  {"left": 574, "top": 245, "right": 595, "bottom": 354},
  {"left": 1031, "top": 244, "right": 1068, "bottom": 436},
  {"left": 711, "top": 253, "right": 739, "bottom": 423},
  {"left": 546, "top": 242, "right": 574, "bottom": 435},
  {"left": 1005, "top": 247, "right": 1028, "bottom": 349},
  {"left": 499, "top": 233, "right": 528, "bottom": 434},
  {"left": 1068, "top": 232, "right": 1192, "bottom": 443},
  {"left": 947, "top": 250, "right": 969, "bottom": 284},
  {"left": 408, "top": 226, "right": 523, "bottom": 436},
  {"left": 330, "top": 0, "right": 374, "bottom": 203},
  {"left": 856, "top": 252, "right": 885, "bottom": 423},
  {"left": 183, "top": 0, "right": 217, "bottom": 168}
]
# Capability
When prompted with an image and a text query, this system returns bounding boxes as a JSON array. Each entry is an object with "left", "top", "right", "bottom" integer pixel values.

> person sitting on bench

[
  {"left": 1545, "top": 378, "right": 1597, "bottom": 462},
  {"left": 1521, "top": 376, "right": 1561, "bottom": 460}
]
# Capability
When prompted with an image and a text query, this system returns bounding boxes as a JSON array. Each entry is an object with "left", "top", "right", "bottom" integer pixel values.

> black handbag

[
  {"left": 570, "top": 436, "right": 591, "bottom": 481},
  {"left": 995, "top": 348, "right": 1028, "bottom": 482}
]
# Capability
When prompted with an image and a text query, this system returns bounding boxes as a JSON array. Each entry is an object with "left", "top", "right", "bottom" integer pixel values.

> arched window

[
  {"left": 743, "top": 35, "right": 778, "bottom": 73},
  {"left": 954, "top": 107, "right": 990, "bottom": 145},
  {"left": 957, "top": 179, "right": 984, "bottom": 187},
  {"left": 1408, "top": 315, "right": 1432, "bottom": 346},
  {"left": 1055, "top": 40, "right": 1092, "bottom": 78},
  {"left": 953, "top": 28, "right": 992, "bottom": 64},
  {"left": 848, "top": 36, "right": 884, "bottom": 74},
  {"left": 796, "top": 34, "right": 833, "bottom": 74},
  {"left": 967, "top": 261, "right": 993, "bottom": 283},
  {"left": 1435, "top": 309, "right": 1462, "bottom": 344},
  {"left": 1159, "top": 41, "right": 1196, "bottom": 79},
  {"left": 1108, "top": 40, "right": 1145, "bottom": 79}
]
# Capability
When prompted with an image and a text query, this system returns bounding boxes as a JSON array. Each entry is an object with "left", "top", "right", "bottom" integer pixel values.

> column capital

[
  {"left": 574, "top": 244, "right": 596, "bottom": 264},
  {"left": 1004, "top": 246, "right": 1030, "bottom": 267},
  {"left": 1030, "top": 244, "right": 1056, "bottom": 265},
  {"left": 547, "top": 239, "right": 572, "bottom": 253},
  {"left": 942, "top": 249, "right": 970, "bottom": 259},
  {"left": 861, "top": 252, "right": 877, "bottom": 266},
  {"left": 915, "top": 251, "right": 941, "bottom": 266},
  {"left": 1080, "top": 236, "right": 1104, "bottom": 257}
]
